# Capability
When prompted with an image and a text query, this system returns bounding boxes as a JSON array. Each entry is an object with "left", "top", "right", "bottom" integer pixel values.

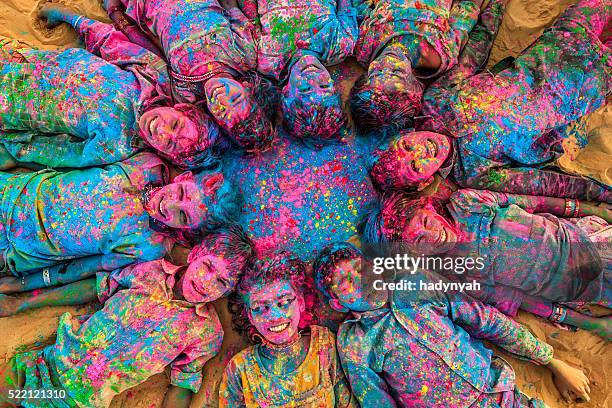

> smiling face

[
  {"left": 139, "top": 107, "right": 205, "bottom": 157},
  {"left": 400, "top": 202, "right": 459, "bottom": 255},
  {"left": 178, "top": 252, "right": 237, "bottom": 303},
  {"left": 328, "top": 258, "right": 387, "bottom": 312},
  {"left": 145, "top": 172, "right": 216, "bottom": 229},
  {"left": 205, "top": 77, "right": 252, "bottom": 130},
  {"left": 246, "top": 280, "right": 304, "bottom": 345},
  {"left": 372, "top": 131, "right": 451, "bottom": 189}
]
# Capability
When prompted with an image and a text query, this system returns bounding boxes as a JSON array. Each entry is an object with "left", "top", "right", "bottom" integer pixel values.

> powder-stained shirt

[
  {"left": 0, "top": 152, "right": 170, "bottom": 275},
  {"left": 15, "top": 259, "right": 223, "bottom": 408},
  {"left": 354, "top": 0, "right": 480, "bottom": 77},
  {"left": 337, "top": 278, "right": 553, "bottom": 407},
  {"left": 252, "top": 0, "right": 358, "bottom": 80},
  {"left": 445, "top": 189, "right": 606, "bottom": 313},
  {"left": 219, "top": 325, "right": 357, "bottom": 407},
  {"left": 120, "top": 0, "right": 258, "bottom": 100},
  {"left": 0, "top": 17, "right": 170, "bottom": 168},
  {"left": 423, "top": 0, "right": 611, "bottom": 188}
]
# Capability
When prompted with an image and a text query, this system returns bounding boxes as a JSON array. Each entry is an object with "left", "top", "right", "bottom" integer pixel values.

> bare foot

[{"left": 547, "top": 358, "right": 591, "bottom": 403}]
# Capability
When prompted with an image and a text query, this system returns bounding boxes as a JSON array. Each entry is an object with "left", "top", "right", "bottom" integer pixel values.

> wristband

[
  {"left": 572, "top": 200, "right": 580, "bottom": 218},
  {"left": 42, "top": 268, "right": 51, "bottom": 287},
  {"left": 563, "top": 199, "right": 576, "bottom": 218},
  {"left": 548, "top": 304, "right": 567, "bottom": 324}
]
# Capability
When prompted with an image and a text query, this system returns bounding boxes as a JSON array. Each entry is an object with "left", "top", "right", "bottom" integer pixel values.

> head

[
  {"left": 282, "top": 55, "right": 347, "bottom": 145},
  {"left": 363, "top": 193, "right": 458, "bottom": 255},
  {"left": 204, "top": 74, "right": 278, "bottom": 152},
  {"left": 144, "top": 169, "right": 239, "bottom": 233},
  {"left": 229, "top": 251, "right": 318, "bottom": 345},
  {"left": 176, "top": 225, "right": 254, "bottom": 303},
  {"left": 139, "top": 104, "right": 222, "bottom": 170},
  {"left": 350, "top": 46, "right": 424, "bottom": 134},
  {"left": 370, "top": 130, "right": 451, "bottom": 191},
  {"left": 314, "top": 242, "right": 387, "bottom": 313}
]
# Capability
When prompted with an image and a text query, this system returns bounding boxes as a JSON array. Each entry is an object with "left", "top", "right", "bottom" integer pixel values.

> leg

[
  {"left": 0, "top": 356, "right": 25, "bottom": 406},
  {"left": 553, "top": 0, "right": 611, "bottom": 39}
]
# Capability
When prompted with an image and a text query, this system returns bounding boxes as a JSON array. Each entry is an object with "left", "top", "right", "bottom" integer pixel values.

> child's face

[
  {"left": 329, "top": 257, "right": 387, "bottom": 312},
  {"left": 145, "top": 172, "right": 217, "bottom": 229},
  {"left": 286, "top": 55, "right": 335, "bottom": 100},
  {"left": 376, "top": 131, "right": 451, "bottom": 186},
  {"left": 139, "top": 107, "right": 205, "bottom": 157},
  {"left": 180, "top": 252, "right": 236, "bottom": 303},
  {"left": 205, "top": 77, "right": 252, "bottom": 130},
  {"left": 367, "top": 47, "right": 416, "bottom": 95},
  {"left": 246, "top": 280, "right": 304, "bottom": 345},
  {"left": 400, "top": 203, "right": 458, "bottom": 255}
]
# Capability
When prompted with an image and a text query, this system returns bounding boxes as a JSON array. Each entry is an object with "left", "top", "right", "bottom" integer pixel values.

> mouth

[
  {"left": 438, "top": 228, "right": 447, "bottom": 244},
  {"left": 425, "top": 139, "right": 438, "bottom": 157},
  {"left": 268, "top": 322, "right": 290, "bottom": 333},
  {"left": 301, "top": 64, "right": 320, "bottom": 74}
]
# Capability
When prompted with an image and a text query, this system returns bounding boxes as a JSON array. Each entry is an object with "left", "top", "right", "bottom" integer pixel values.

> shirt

[
  {"left": 45, "top": 259, "right": 223, "bottom": 407},
  {"left": 0, "top": 17, "right": 170, "bottom": 168},
  {"left": 0, "top": 152, "right": 169, "bottom": 275},
  {"left": 337, "top": 276, "right": 553, "bottom": 407},
  {"left": 253, "top": 0, "right": 358, "bottom": 80}
]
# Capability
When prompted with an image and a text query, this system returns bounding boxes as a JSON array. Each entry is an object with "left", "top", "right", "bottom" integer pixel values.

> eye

[
  {"left": 278, "top": 296, "right": 296, "bottom": 308},
  {"left": 179, "top": 210, "right": 188, "bottom": 225},
  {"left": 217, "top": 277, "right": 229, "bottom": 288},
  {"left": 410, "top": 161, "right": 417, "bottom": 172},
  {"left": 172, "top": 121, "right": 178, "bottom": 130},
  {"left": 178, "top": 185, "right": 184, "bottom": 200}
]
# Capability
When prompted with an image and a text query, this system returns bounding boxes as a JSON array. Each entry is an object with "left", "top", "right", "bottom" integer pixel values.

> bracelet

[
  {"left": 572, "top": 200, "right": 580, "bottom": 218},
  {"left": 548, "top": 304, "right": 567, "bottom": 324},
  {"left": 563, "top": 199, "right": 576, "bottom": 218},
  {"left": 42, "top": 268, "right": 51, "bottom": 287},
  {"left": 21, "top": 276, "right": 25, "bottom": 286}
]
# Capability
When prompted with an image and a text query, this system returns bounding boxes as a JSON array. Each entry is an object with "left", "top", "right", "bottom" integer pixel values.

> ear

[
  {"left": 329, "top": 298, "right": 349, "bottom": 313},
  {"left": 203, "top": 172, "right": 224, "bottom": 195},
  {"left": 174, "top": 171, "right": 195, "bottom": 183},
  {"left": 297, "top": 294, "right": 306, "bottom": 313},
  {"left": 416, "top": 176, "right": 434, "bottom": 191}
]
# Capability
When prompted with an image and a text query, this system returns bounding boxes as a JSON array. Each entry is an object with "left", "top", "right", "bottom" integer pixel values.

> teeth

[
  {"left": 268, "top": 323, "right": 289, "bottom": 333},
  {"left": 440, "top": 229, "right": 446, "bottom": 243},
  {"left": 426, "top": 140, "right": 437, "bottom": 156}
]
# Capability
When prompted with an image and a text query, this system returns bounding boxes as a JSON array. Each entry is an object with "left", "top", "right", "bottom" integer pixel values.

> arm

[
  {"left": 464, "top": 166, "right": 612, "bottom": 203},
  {"left": 218, "top": 359, "right": 248, "bottom": 407},
  {"left": 0, "top": 279, "right": 97, "bottom": 317},
  {"left": 162, "top": 386, "right": 192, "bottom": 408},
  {"left": 446, "top": 0, "right": 482, "bottom": 61},
  {"left": 332, "top": 346, "right": 359, "bottom": 408},
  {"left": 310, "top": 0, "right": 358, "bottom": 66},
  {"left": 0, "top": 253, "right": 137, "bottom": 294}
]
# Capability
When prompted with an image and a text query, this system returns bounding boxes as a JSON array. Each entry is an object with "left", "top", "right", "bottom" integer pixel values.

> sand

[{"left": 0, "top": 0, "right": 610, "bottom": 407}]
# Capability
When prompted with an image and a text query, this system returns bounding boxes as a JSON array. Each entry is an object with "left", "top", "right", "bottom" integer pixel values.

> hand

[
  {"left": 547, "top": 358, "right": 591, "bottom": 403},
  {"left": 0, "top": 276, "right": 20, "bottom": 294},
  {"left": 579, "top": 202, "right": 612, "bottom": 223},
  {"left": 39, "top": 3, "right": 76, "bottom": 28},
  {"left": 0, "top": 294, "right": 23, "bottom": 317}
]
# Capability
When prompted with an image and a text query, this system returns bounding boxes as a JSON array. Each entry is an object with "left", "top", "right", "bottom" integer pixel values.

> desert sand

[{"left": 0, "top": 0, "right": 610, "bottom": 407}]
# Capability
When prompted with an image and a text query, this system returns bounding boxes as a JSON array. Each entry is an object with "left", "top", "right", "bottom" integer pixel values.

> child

[
  {"left": 0, "top": 226, "right": 254, "bottom": 408},
  {"left": 219, "top": 250, "right": 357, "bottom": 407},
  {"left": 315, "top": 241, "right": 593, "bottom": 406},
  {"left": 349, "top": 0, "right": 488, "bottom": 133},
  {"left": 372, "top": 0, "right": 611, "bottom": 198},
  {"left": 244, "top": 0, "right": 357, "bottom": 143},
  {"left": 100, "top": 0, "right": 276, "bottom": 151},
  {"left": 363, "top": 190, "right": 611, "bottom": 339},
  {"left": 0, "top": 152, "right": 239, "bottom": 292},
  {"left": 0, "top": 9, "right": 221, "bottom": 171}
]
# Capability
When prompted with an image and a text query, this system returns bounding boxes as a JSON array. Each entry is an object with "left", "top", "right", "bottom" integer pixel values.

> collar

[
  {"left": 346, "top": 306, "right": 391, "bottom": 327},
  {"left": 438, "top": 140, "right": 456, "bottom": 180},
  {"left": 161, "top": 259, "right": 211, "bottom": 318}
]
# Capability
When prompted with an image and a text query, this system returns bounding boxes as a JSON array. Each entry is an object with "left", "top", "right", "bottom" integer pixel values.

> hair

[
  {"left": 141, "top": 103, "right": 226, "bottom": 170},
  {"left": 224, "top": 73, "right": 280, "bottom": 153},
  {"left": 228, "top": 250, "right": 319, "bottom": 344},
  {"left": 189, "top": 224, "right": 255, "bottom": 283},
  {"left": 282, "top": 88, "right": 347, "bottom": 147},
  {"left": 360, "top": 192, "right": 448, "bottom": 244},
  {"left": 146, "top": 168, "right": 241, "bottom": 246},
  {"left": 313, "top": 242, "right": 362, "bottom": 301},
  {"left": 350, "top": 72, "right": 424, "bottom": 137}
]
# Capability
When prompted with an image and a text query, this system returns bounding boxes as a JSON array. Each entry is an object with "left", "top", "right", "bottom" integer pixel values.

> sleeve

[
  {"left": 170, "top": 310, "right": 224, "bottom": 392},
  {"left": 96, "top": 262, "right": 140, "bottom": 303},
  {"left": 463, "top": 167, "right": 612, "bottom": 203},
  {"left": 425, "top": 0, "right": 506, "bottom": 92},
  {"left": 330, "top": 336, "right": 359, "bottom": 408},
  {"left": 444, "top": 291, "right": 554, "bottom": 365},
  {"left": 227, "top": 7, "right": 260, "bottom": 59},
  {"left": 305, "top": 0, "right": 358, "bottom": 66},
  {"left": 218, "top": 357, "right": 248, "bottom": 407},
  {"left": 445, "top": 0, "right": 481, "bottom": 62},
  {"left": 67, "top": 15, "right": 166, "bottom": 71},
  {"left": 336, "top": 327, "right": 398, "bottom": 407},
  {"left": 0, "top": 129, "right": 139, "bottom": 169},
  {"left": 447, "top": 188, "right": 509, "bottom": 214}
]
